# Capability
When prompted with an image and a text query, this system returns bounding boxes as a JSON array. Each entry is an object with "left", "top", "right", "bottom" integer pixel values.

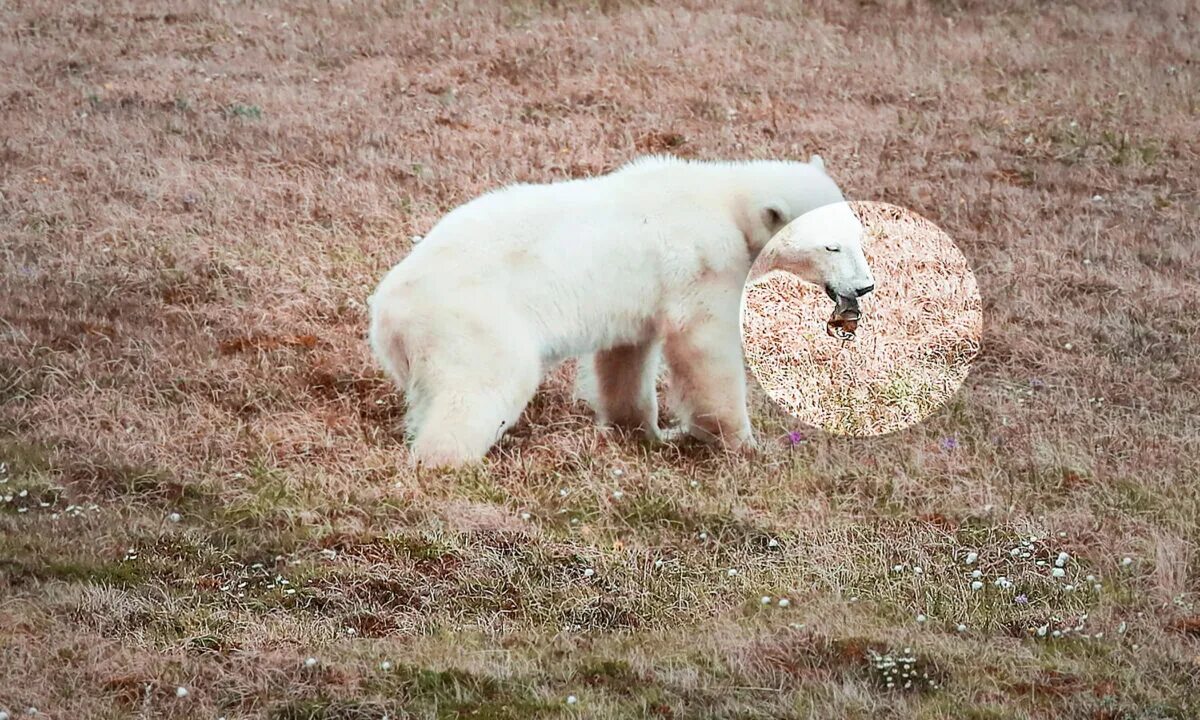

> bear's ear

[
  {"left": 809, "top": 154, "right": 826, "bottom": 172},
  {"left": 762, "top": 204, "right": 787, "bottom": 232}
]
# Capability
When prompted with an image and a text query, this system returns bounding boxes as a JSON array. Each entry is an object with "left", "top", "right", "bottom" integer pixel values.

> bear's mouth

[{"left": 825, "top": 292, "right": 861, "bottom": 340}]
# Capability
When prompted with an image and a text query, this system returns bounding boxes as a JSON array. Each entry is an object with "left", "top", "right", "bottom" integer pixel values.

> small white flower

[
  {"left": 380, "top": 661, "right": 393, "bottom": 671},
  {"left": 965, "top": 552, "right": 978, "bottom": 565},
  {"left": 1037, "top": 625, "right": 1048, "bottom": 637},
  {"left": 916, "top": 614, "right": 927, "bottom": 623},
  {"left": 689, "top": 480, "right": 699, "bottom": 488},
  {"left": 971, "top": 569, "right": 982, "bottom": 579},
  {"left": 698, "top": 532, "right": 707, "bottom": 541},
  {"left": 520, "top": 512, "right": 531, "bottom": 520},
  {"left": 168, "top": 512, "right": 182, "bottom": 523},
  {"left": 175, "top": 687, "right": 189, "bottom": 698},
  {"left": 956, "top": 624, "right": 967, "bottom": 633},
  {"left": 611, "top": 468, "right": 623, "bottom": 477},
  {"left": 1051, "top": 568, "right": 1066, "bottom": 578},
  {"left": 583, "top": 568, "right": 595, "bottom": 578},
  {"left": 1055, "top": 552, "right": 1069, "bottom": 567},
  {"left": 913, "top": 566, "right": 923, "bottom": 575},
  {"left": 1009, "top": 548, "right": 1021, "bottom": 557},
  {"left": 767, "top": 538, "right": 779, "bottom": 548},
  {"left": 304, "top": 657, "right": 318, "bottom": 667},
  {"left": 1064, "top": 343, "right": 1074, "bottom": 350},
  {"left": 1121, "top": 556, "right": 1133, "bottom": 567},
  {"left": 1117, "top": 621, "right": 1127, "bottom": 634},
  {"left": 727, "top": 568, "right": 738, "bottom": 577},
  {"left": 1064, "top": 584, "right": 1075, "bottom": 592},
  {"left": 566, "top": 695, "right": 578, "bottom": 705},
  {"left": 971, "top": 581, "right": 983, "bottom": 591},
  {"left": 1086, "top": 574, "right": 1096, "bottom": 582},
  {"left": 1051, "top": 630, "right": 1062, "bottom": 638},
  {"left": 1093, "top": 583, "right": 1103, "bottom": 591},
  {"left": 892, "top": 564, "right": 904, "bottom": 573},
  {"left": 559, "top": 489, "right": 568, "bottom": 497},
  {"left": 410, "top": 235, "right": 423, "bottom": 244},
  {"left": 654, "top": 559, "right": 664, "bottom": 568},
  {"left": 760, "top": 596, "right": 772, "bottom": 605},
  {"left": 778, "top": 598, "right": 790, "bottom": 608},
  {"left": 1092, "top": 194, "right": 1103, "bottom": 202}
]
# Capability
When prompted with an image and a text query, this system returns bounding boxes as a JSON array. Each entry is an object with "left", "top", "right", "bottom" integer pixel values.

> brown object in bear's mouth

[{"left": 826, "top": 297, "right": 861, "bottom": 340}]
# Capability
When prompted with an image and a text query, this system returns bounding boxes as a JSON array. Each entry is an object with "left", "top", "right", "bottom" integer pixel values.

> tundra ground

[{"left": 1, "top": 1, "right": 1198, "bottom": 718}]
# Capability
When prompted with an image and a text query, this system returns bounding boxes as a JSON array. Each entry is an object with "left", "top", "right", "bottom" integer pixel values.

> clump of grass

[
  {"left": 362, "top": 664, "right": 554, "bottom": 719},
  {"left": 227, "top": 102, "right": 262, "bottom": 120},
  {"left": 865, "top": 646, "right": 944, "bottom": 692}
]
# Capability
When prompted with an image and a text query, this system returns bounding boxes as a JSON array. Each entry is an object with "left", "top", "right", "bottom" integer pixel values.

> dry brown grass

[
  {"left": 743, "top": 201, "right": 983, "bottom": 436},
  {"left": 2, "top": 1, "right": 1199, "bottom": 718}
]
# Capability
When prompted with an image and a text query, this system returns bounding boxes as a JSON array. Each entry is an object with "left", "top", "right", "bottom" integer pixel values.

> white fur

[
  {"left": 368, "top": 155, "right": 863, "bottom": 467},
  {"left": 747, "top": 201, "right": 874, "bottom": 292}
]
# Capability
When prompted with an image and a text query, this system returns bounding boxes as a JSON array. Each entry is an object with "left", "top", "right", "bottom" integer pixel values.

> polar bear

[{"left": 368, "top": 155, "right": 874, "bottom": 467}]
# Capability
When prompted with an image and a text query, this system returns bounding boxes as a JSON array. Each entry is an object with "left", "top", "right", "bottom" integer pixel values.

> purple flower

[
  {"left": 786, "top": 431, "right": 806, "bottom": 446},
  {"left": 940, "top": 437, "right": 959, "bottom": 451},
  {"left": 1030, "top": 378, "right": 1046, "bottom": 390},
  {"left": 1014, "top": 594, "right": 1029, "bottom": 605}
]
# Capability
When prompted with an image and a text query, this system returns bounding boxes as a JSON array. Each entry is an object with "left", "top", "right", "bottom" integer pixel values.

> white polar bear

[{"left": 368, "top": 155, "right": 874, "bottom": 467}]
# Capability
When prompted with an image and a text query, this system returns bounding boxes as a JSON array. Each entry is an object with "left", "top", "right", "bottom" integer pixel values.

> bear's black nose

[{"left": 854, "top": 284, "right": 874, "bottom": 298}]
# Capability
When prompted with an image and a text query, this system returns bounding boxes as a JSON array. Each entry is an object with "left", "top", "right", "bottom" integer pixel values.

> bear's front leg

[
  {"left": 592, "top": 339, "right": 663, "bottom": 443},
  {"left": 662, "top": 283, "right": 757, "bottom": 452}
]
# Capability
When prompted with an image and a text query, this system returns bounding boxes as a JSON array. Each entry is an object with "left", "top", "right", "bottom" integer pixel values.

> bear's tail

[{"left": 367, "top": 295, "right": 412, "bottom": 391}]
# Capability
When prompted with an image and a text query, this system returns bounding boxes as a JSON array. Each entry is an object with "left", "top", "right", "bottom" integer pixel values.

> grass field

[{"left": 2, "top": 1, "right": 1198, "bottom": 717}]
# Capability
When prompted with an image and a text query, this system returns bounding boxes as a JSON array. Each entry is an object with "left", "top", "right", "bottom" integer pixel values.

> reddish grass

[{"left": 1, "top": 1, "right": 1198, "bottom": 718}]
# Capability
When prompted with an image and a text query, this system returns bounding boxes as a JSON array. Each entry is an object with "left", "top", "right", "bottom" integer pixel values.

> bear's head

[
  {"left": 752, "top": 157, "right": 875, "bottom": 306},
  {"left": 762, "top": 200, "right": 875, "bottom": 306}
]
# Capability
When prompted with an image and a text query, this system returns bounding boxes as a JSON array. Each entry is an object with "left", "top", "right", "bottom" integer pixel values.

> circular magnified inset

[{"left": 740, "top": 201, "right": 982, "bottom": 437}]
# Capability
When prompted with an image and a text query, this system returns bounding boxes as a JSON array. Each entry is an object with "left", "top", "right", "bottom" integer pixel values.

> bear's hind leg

[
  {"left": 409, "top": 380, "right": 539, "bottom": 468},
  {"left": 593, "top": 340, "right": 662, "bottom": 443},
  {"left": 407, "top": 346, "right": 542, "bottom": 468}
]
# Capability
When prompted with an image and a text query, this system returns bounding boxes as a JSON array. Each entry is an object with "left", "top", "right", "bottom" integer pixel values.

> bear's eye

[{"left": 825, "top": 245, "right": 841, "bottom": 253}]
